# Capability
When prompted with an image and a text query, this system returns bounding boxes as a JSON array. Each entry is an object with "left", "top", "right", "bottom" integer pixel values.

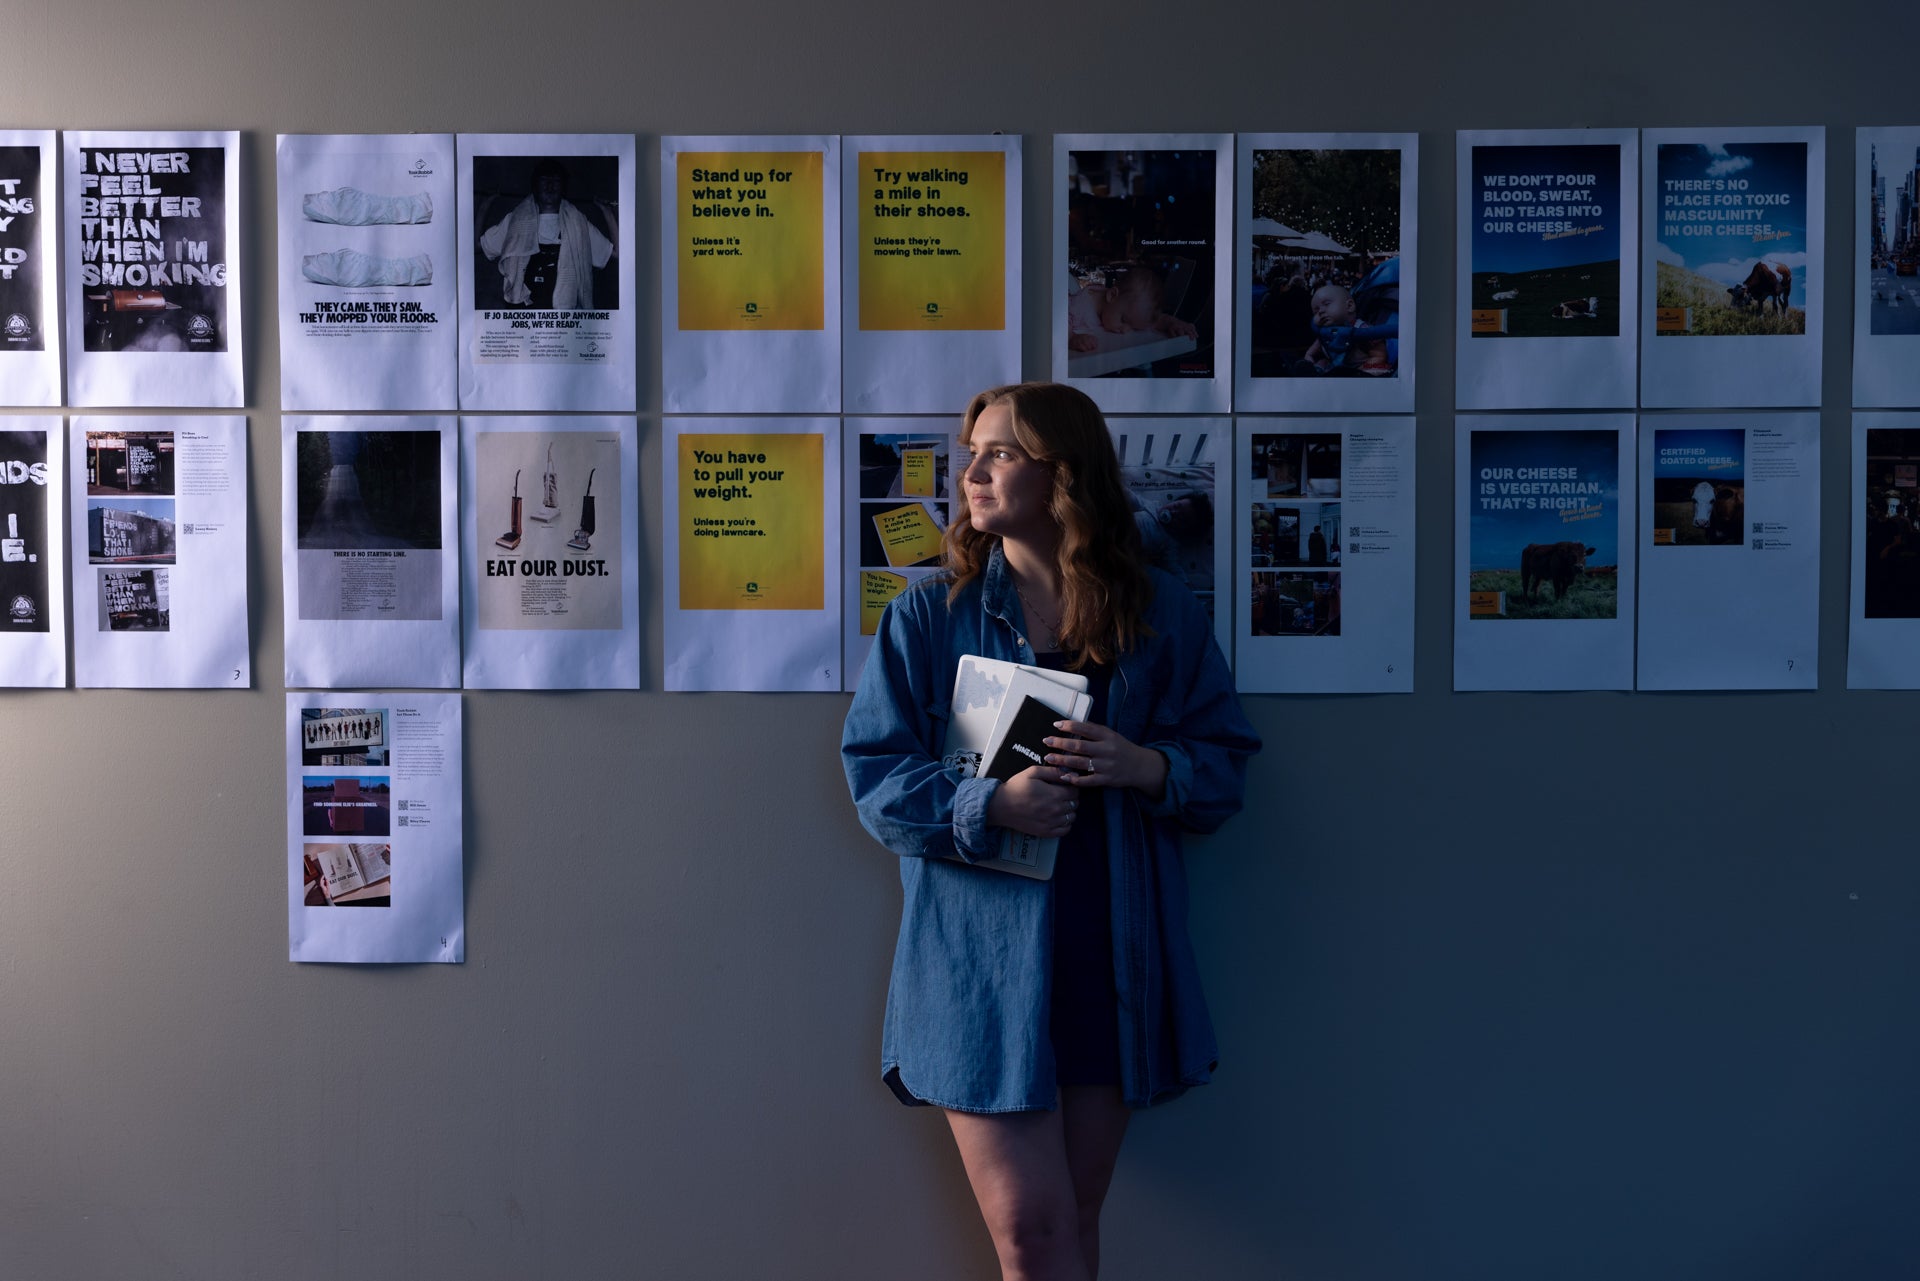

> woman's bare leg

[
  {"left": 944, "top": 1107, "right": 1090, "bottom": 1281},
  {"left": 1059, "top": 1086, "right": 1130, "bottom": 1278}
]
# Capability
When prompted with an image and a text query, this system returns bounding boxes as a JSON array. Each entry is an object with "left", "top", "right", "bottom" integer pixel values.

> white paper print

[
  {"left": 456, "top": 133, "right": 636, "bottom": 411},
  {"left": 664, "top": 417, "right": 840, "bottom": 691},
  {"left": 1641, "top": 127, "right": 1823, "bottom": 408},
  {"left": 277, "top": 135, "right": 458, "bottom": 411},
  {"left": 842, "top": 418, "right": 953, "bottom": 690},
  {"left": 0, "top": 418, "right": 65, "bottom": 686},
  {"left": 1854, "top": 128, "right": 1920, "bottom": 407},
  {"left": 1113, "top": 418, "right": 1232, "bottom": 656},
  {"left": 1637, "top": 413, "right": 1817, "bottom": 689},
  {"left": 0, "top": 132, "right": 59, "bottom": 406},
  {"left": 287, "top": 692, "right": 464, "bottom": 964},
  {"left": 1454, "top": 414, "right": 1636, "bottom": 691},
  {"left": 462, "top": 416, "right": 638, "bottom": 689},
  {"left": 842, "top": 135, "right": 1021, "bottom": 414},
  {"left": 282, "top": 416, "right": 458, "bottom": 690},
  {"left": 1056, "top": 135, "right": 1233, "bottom": 414},
  {"left": 1235, "top": 133, "right": 1416, "bottom": 414},
  {"left": 1236, "top": 417, "right": 1413, "bottom": 693},
  {"left": 662, "top": 135, "right": 840, "bottom": 414},
  {"left": 1456, "top": 128, "right": 1638, "bottom": 410},
  {"left": 1848, "top": 413, "right": 1920, "bottom": 688},
  {"left": 72, "top": 415, "right": 248, "bottom": 688},
  {"left": 64, "top": 131, "right": 243, "bottom": 407}
]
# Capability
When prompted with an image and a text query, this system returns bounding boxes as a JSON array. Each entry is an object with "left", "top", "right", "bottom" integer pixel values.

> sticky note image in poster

[
  {"left": 678, "top": 151, "right": 824, "bottom": 331},
  {"left": 861, "top": 569, "right": 907, "bottom": 635},
  {"left": 901, "top": 447, "right": 936, "bottom": 497},
  {"left": 859, "top": 151, "right": 1004, "bottom": 331},
  {"left": 1467, "top": 429, "right": 1621, "bottom": 619},
  {"left": 1469, "top": 144, "right": 1621, "bottom": 337},
  {"left": 679, "top": 432, "right": 824, "bottom": 609},
  {"left": 1650, "top": 428, "right": 1743, "bottom": 546},
  {"left": 869, "top": 501, "right": 943, "bottom": 568},
  {"left": 1655, "top": 142, "right": 1807, "bottom": 337}
]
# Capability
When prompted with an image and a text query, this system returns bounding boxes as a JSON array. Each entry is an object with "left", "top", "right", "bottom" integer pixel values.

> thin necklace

[{"left": 1014, "top": 581, "right": 1063, "bottom": 649}]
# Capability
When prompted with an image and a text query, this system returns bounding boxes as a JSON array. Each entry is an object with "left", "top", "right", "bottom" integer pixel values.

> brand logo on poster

[
  {"left": 187, "top": 313, "right": 215, "bottom": 342},
  {"left": 3, "top": 313, "right": 29, "bottom": 340},
  {"left": 8, "top": 594, "right": 35, "bottom": 623},
  {"left": 408, "top": 159, "right": 434, "bottom": 177},
  {"left": 743, "top": 580, "right": 760, "bottom": 597}
]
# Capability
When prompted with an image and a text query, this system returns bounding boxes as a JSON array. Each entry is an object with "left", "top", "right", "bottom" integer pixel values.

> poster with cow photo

[
  {"left": 1639, "top": 414, "right": 1817, "bottom": 690},
  {"left": 1641, "top": 128, "right": 1823, "bottom": 408},
  {"left": 1848, "top": 414, "right": 1920, "bottom": 687},
  {"left": 1454, "top": 414, "right": 1635, "bottom": 691},
  {"left": 1853, "top": 127, "right": 1920, "bottom": 407},
  {"left": 1456, "top": 129, "right": 1637, "bottom": 409}
]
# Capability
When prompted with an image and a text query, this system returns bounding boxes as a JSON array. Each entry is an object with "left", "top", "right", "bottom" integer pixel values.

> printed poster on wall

[
  {"left": 1637, "top": 413, "right": 1817, "bottom": 689},
  {"left": 663, "top": 135, "right": 840, "bottom": 414},
  {"left": 1454, "top": 414, "right": 1635, "bottom": 691},
  {"left": 1113, "top": 417, "right": 1232, "bottom": 655},
  {"left": 456, "top": 133, "right": 635, "bottom": 412},
  {"left": 842, "top": 418, "right": 953, "bottom": 690},
  {"left": 1854, "top": 127, "right": 1920, "bottom": 407},
  {"left": 63, "top": 131, "right": 242, "bottom": 407},
  {"left": 277, "top": 134, "right": 458, "bottom": 411},
  {"left": 1641, "top": 127, "right": 1823, "bottom": 408},
  {"left": 0, "top": 418, "right": 65, "bottom": 686},
  {"left": 664, "top": 417, "right": 839, "bottom": 691},
  {"left": 0, "top": 131, "right": 59, "bottom": 406},
  {"left": 286, "top": 692, "right": 463, "bottom": 964},
  {"left": 1456, "top": 128, "right": 1637, "bottom": 409},
  {"left": 842, "top": 135, "right": 1020, "bottom": 414},
  {"left": 71, "top": 415, "right": 248, "bottom": 688},
  {"left": 282, "top": 417, "right": 458, "bottom": 690},
  {"left": 1236, "top": 417, "right": 1413, "bottom": 693},
  {"left": 1235, "top": 133, "right": 1416, "bottom": 414},
  {"left": 461, "top": 416, "right": 638, "bottom": 689},
  {"left": 1848, "top": 413, "right": 1920, "bottom": 688},
  {"left": 1055, "top": 134, "right": 1233, "bottom": 414}
]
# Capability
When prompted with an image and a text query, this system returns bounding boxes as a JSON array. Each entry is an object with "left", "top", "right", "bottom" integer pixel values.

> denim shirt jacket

[{"left": 841, "top": 544, "right": 1261, "bottom": 1113}]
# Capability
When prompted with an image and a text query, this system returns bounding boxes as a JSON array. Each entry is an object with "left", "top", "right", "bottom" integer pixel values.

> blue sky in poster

[
  {"left": 1469, "top": 429, "right": 1619, "bottom": 570},
  {"left": 1470, "top": 144, "right": 1621, "bottom": 275},
  {"left": 1654, "top": 141, "right": 1807, "bottom": 305},
  {"left": 1652, "top": 428, "right": 1743, "bottom": 481},
  {"left": 86, "top": 496, "right": 173, "bottom": 522}
]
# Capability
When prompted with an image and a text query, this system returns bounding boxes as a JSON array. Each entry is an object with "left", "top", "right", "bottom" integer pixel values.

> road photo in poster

[
  {"left": 282, "top": 417, "right": 457, "bottom": 690},
  {"left": 844, "top": 136, "right": 1020, "bottom": 413},
  {"left": 1236, "top": 133, "right": 1415, "bottom": 413},
  {"left": 71, "top": 416, "right": 247, "bottom": 687},
  {"left": 1639, "top": 415, "right": 1817, "bottom": 689},
  {"left": 287, "top": 692, "right": 463, "bottom": 963},
  {"left": 1237, "top": 418, "right": 1413, "bottom": 693},
  {"left": 0, "top": 132, "right": 58, "bottom": 406},
  {"left": 462, "top": 416, "right": 638, "bottom": 689},
  {"left": 277, "top": 134, "right": 457, "bottom": 411},
  {"left": 1454, "top": 415, "right": 1635, "bottom": 691},
  {"left": 456, "top": 133, "right": 635, "bottom": 411},
  {"left": 1642, "top": 128, "right": 1823, "bottom": 407},
  {"left": 1456, "top": 130, "right": 1636, "bottom": 408},
  {"left": 64, "top": 131, "right": 242, "bottom": 407},
  {"left": 1848, "top": 416, "right": 1920, "bottom": 687},
  {"left": 1056, "top": 135, "right": 1231, "bottom": 413},
  {"left": 1112, "top": 418, "right": 1231, "bottom": 653},
  {"left": 841, "top": 419, "right": 953, "bottom": 689},
  {"left": 663, "top": 135, "right": 839, "bottom": 414},
  {"left": 0, "top": 420, "right": 64, "bottom": 686},
  {"left": 1854, "top": 128, "right": 1920, "bottom": 406},
  {"left": 664, "top": 417, "right": 839, "bottom": 690}
]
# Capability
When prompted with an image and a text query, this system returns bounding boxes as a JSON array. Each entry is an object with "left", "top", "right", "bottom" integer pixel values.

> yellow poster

[
  {"left": 679, "top": 433, "right": 824, "bottom": 609},
  {"left": 858, "top": 150, "right": 1005, "bottom": 331},
  {"left": 900, "top": 447, "right": 936, "bottom": 497},
  {"left": 872, "top": 502, "right": 944, "bottom": 567},
  {"left": 678, "top": 151, "right": 825, "bottom": 331},
  {"left": 860, "top": 570, "right": 908, "bottom": 635}
]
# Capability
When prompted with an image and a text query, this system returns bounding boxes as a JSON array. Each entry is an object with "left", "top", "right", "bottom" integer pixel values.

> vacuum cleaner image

[
  {"left": 566, "top": 468, "right": 597, "bottom": 553},
  {"left": 495, "top": 468, "right": 523, "bottom": 550},
  {"left": 530, "top": 442, "right": 562, "bottom": 525}
]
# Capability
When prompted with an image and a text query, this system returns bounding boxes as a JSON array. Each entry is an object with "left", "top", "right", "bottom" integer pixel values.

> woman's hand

[
  {"left": 985, "top": 764, "right": 1082, "bottom": 839},
  {"left": 1045, "top": 720, "right": 1168, "bottom": 801}
]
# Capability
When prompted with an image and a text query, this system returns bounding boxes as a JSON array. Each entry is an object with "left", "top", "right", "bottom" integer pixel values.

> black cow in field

[
  {"left": 1728, "top": 261, "right": 1792, "bottom": 314},
  {"left": 1520, "top": 541, "right": 1597, "bottom": 602}
]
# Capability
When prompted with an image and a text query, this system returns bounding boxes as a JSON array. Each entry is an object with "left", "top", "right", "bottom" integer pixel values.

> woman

[{"left": 843, "top": 383, "right": 1260, "bottom": 1280}]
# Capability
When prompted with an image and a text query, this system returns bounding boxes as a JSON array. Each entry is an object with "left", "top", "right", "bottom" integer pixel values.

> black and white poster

[
  {"left": 64, "top": 131, "right": 242, "bottom": 407},
  {"left": 0, "top": 418, "right": 65, "bottom": 686},
  {"left": 457, "top": 133, "right": 636, "bottom": 411},
  {"left": 0, "top": 132, "right": 58, "bottom": 406},
  {"left": 278, "top": 134, "right": 458, "bottom": 411}
]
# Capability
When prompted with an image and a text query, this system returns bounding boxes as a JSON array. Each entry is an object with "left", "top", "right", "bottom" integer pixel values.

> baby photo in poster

[
  {"left": 0, "top": 145, "right": 45, "bottom": 354},
  {"left": 76, "top": 146, "right": 229, "bottom": 354},
  {"left": 1650, "top": 428, "right": 1743, "bottom": 547},
  {"left": 1467, "top": 429, "right": 1621, "bottom": 621},
  {"left": 0, "top": 428, "right": 51, "bottom": 633},
  {"left": 1469, "top": 144, "right": 1621, "bottom": 338},
  {"left": 473, "top": 430, "right": 621, "bottom": 631},
  {"left": 294, "top": 429, "right": 443, "bottom": 621},
  {"left": 1653, "top": 141, "right": 1807, "bottom": 339},
  {"left": 1065, "top": 149, "right": 1216, "bottom": 381}
]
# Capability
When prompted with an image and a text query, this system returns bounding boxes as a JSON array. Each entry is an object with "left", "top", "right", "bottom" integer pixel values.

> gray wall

[{"left": 3, "top": 2, "right": 1914, "bottom": 1278}]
